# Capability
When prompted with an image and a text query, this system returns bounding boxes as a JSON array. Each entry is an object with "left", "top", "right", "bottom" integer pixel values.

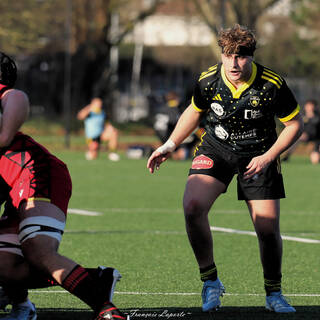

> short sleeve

[
  {"left": 275, "top": 80, "right": 300, "bottom": 122},
  {"left": 191, "top": 81, "right": 208, "bottom": 113}
]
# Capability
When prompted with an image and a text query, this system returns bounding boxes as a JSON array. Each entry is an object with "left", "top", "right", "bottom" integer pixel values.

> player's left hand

[{"left": 243, "top": 154, "right": 272, "bottom": 180}]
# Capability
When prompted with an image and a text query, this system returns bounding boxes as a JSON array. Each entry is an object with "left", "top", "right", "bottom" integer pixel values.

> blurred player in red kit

[{"left": 0, "top": 52, "right": 129, "bottom": 320}]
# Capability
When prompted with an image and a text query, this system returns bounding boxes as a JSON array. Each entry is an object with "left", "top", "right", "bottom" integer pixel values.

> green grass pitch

[{"left": 2, "top": 151, "right": 319, "bottom": 319}]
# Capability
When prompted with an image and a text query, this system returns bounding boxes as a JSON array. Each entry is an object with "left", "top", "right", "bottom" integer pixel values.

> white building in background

[
  {"left": 126, "top": 15, "right": 213, "bottom": 46},
  {"left": 125, "top": 0, "right": 292, "bottom": 47},
  {"left": 117, "top": 0, "right": 293, "bottom": 123},
  {"left": 267, "top": 0, "right": 292, "bottom": 16}
]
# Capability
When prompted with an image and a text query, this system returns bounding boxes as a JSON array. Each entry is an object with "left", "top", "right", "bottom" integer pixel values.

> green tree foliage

[
  {"left": 0, "top": 0, "right": 65, "bottom": 54},
  {"left": 289, "top": 0, "right": 320, "bottom": 78},
  {"left": 0, "top": 0, "right": 166, "bottom": 115}
]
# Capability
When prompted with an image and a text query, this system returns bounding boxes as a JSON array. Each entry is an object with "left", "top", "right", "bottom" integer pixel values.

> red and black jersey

[
  {"left": 192, "top": 62, "right": 300, "bottom": 155},
  {"left": 0, "top": 84, "right": 8, "bottom": 96},
  {"left": 0, "top": 133, "right": 72, "bottom": 213},
  {"left": 0, "top": 83, "right": 9, "bottom": 112},
  {"left": 0, "top": 85, "right": 72, "bottom": 213}
]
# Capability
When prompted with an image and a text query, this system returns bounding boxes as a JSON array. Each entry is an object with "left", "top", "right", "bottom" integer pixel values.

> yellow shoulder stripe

[
  {"left": 263, "top": 67, "right": 282, "bottom": 79},
  {"left": 208, "top": 64, "right": 218, "bottom": 71},
  {"left": 261, "top": 75, "right": 281, "bottom": 89},
  {"left": 262, "top": 67, "right": 283, "bottom": 89},
  {"left": 279, "top": 105, "right": 300, "bottom": 122},
  {"left": 198, "top": 65, "right": 218, "bottom": 82},
  {"left": 262, "top": 70, "right": 283, "bottom": 84}
]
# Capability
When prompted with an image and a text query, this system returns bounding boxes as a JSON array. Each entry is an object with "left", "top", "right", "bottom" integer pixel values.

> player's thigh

[
  {"left": 247, "top": 199, "right": 280, "bottom": 233},
  {"left": 183, "top": 174, "right": 226, "bottom": 215},
  {"left": 19, "top": 200, "right": 66, "bottom": 222}
]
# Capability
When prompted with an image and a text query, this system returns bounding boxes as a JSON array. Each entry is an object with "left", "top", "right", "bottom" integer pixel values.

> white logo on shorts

[
  {"left": 19, "top": 189, "right": 24, "bottom": 198},
  {"left": 214, "top": 125, "right": 229, "bottom": 140},
  {"left": 211, "top": 103, "right": 226, "bottom": 117}
]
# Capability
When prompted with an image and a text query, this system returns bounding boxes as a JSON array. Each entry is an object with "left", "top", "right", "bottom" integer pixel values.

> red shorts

[{"left": 0, "top": 133, "right": 72, "bottom": 214}]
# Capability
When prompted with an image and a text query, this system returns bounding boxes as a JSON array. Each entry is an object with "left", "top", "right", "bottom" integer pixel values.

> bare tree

[{"left": 192, "top": 0, "right": 282, "bottom": 59}]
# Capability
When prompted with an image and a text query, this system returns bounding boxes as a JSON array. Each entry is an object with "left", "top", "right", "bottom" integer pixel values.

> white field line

[
  {"left": 84, "top": 208, "right": 320, "bottom": 215},
  {"left": 65, "top": 208, "right": 320, "bottom": 243},
  {"left": 28, "top": 290, "right": 320, "bottom": 297},
  {"left": 68, "top": 208, "right": 102, "bottom": 216},
  {"left": 211, "top": 226, "right": 320, "bottom": 244}
]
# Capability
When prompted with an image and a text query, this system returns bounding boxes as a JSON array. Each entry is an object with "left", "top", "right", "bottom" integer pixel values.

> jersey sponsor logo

[
  {"left": 244, "top": 109, "right": 263, "bottom": 119},
  {"left": 192, "top": 155, "right": 214, "bottom": 170},
  {"left": 250, "top": 96, "right": 260, "bottom": 107},
  {"left": 214, "top": 125, "right": 229, "bottom": 140},
  {"left": 211, "top": 102, "right": 225, "bottom": 117},
  {"left": 230, "top": 129, "right": 257, "bottom": 140}
]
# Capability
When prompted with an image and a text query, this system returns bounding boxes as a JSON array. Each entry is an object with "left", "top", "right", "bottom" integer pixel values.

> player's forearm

[
  {"left": 265, "top": 117, "right": 304, "bottom": 161},
  {"left": 168, "top": 105, "right": 201, "bottom": 147}
]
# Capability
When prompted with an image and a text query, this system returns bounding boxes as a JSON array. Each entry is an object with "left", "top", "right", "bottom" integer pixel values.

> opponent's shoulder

[
  {"left": 256, "top": 62, "right": 285, "bottom": 90},
  {"left": 1, "top": 88, "right": 30, "bottom": 115},
  {"left": 1, "top": 88, "right": 29, "bottom": 101}
]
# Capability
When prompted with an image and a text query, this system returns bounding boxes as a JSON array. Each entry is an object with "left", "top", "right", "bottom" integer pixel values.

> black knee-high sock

[
  {"left": 200, "top": 263, "right": 218, "bottom": 282},
  {"left": 264, "top": 273, "right": 282, "bottom": 296},
  {"left": 61, "top": 265, "right": 106, "bottom": 310}
]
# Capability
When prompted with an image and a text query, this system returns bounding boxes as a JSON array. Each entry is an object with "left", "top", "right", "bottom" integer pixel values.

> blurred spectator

[
  {"left": 283, "top": 99, "right": 320, "bottom": 164},
  {"left": 153, "top": 91, "right": 202, "bottom": 160},
  {"left": 77, "top": 97, "right": 120, "bottom": 161}
]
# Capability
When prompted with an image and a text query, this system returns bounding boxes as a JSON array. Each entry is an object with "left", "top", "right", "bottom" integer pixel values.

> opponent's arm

[
  {"left": 0, "top": 89, "right": 29, "bottom": 147},
  {"left": 244, "top": 113, "right": 304, "bottom": 179},
  {"left": 147, "top": 104, "right": 202, "bottom": 173}
]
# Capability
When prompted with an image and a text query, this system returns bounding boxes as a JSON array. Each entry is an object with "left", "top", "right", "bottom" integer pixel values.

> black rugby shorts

[{"left": 188, "top": 141, "right": 285, "bottom": 200}]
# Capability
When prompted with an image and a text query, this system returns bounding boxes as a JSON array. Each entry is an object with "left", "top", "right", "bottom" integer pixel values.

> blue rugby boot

[
  {"left": 266, "top": 291, "right": 296, "bottom": 313},
  {"left": 202, "top": 278, "right": 225, "bottom": 312}
]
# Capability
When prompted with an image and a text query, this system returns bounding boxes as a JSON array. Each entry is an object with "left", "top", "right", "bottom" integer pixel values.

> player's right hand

[{"left": 146, "top": 150, "right": 170, "bottom": 173}]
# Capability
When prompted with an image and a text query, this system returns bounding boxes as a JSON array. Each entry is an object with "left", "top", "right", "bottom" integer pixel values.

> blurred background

[{"left": 2, "top": 0, "right": 320, "bottom": 149}]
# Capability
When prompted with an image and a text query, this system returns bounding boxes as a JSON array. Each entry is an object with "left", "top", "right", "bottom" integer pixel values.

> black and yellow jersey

[{"left": 192, "top": 62, "right": 300, "bottom": 155}]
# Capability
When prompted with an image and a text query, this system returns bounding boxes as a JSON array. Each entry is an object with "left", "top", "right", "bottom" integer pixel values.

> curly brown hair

[{"left": 217, "top": 24, "right": 256, "bottom": 56}]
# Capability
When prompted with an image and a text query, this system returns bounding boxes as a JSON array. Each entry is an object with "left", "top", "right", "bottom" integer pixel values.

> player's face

[{"left": 221, "top": 53, "right": 253, "bottom": 87}]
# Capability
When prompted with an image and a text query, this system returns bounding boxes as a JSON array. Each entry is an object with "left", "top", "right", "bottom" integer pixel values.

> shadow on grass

[{"left": 1, "top": 306, "right": 317, "bottom": 320}]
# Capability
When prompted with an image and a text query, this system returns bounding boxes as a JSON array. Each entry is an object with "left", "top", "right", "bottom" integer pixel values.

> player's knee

[
  {"left": 183, "top": 198, "right": 207, "bottom": 221},
  {"left": 256, "top": 229, "right": 280, "bottom": 244},
  {"left": 21, "top": 237, "right": 58, "bottom": 270}
]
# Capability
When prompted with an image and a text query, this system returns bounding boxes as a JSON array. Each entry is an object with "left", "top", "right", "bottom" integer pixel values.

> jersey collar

[{"left": 221, "top": 62, "right": 257, "bottom": 99}]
